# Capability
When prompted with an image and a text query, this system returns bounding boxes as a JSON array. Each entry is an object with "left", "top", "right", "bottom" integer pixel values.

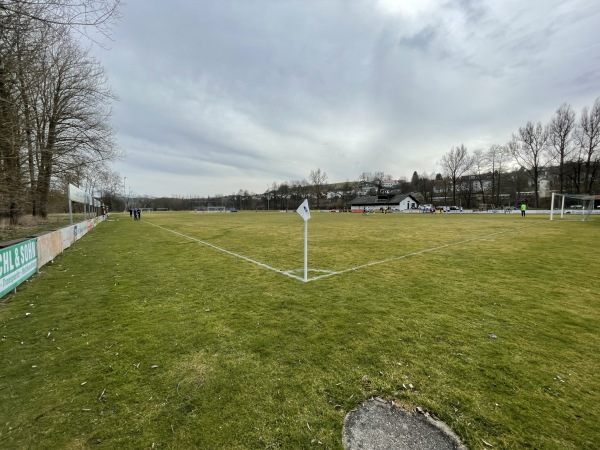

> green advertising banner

[{"left": 0, "top": 239, "right": 38, "bottom": 298}]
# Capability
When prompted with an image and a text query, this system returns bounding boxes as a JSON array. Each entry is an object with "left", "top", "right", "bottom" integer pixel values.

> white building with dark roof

[{"left": 349, "top": 194, "right": 419, "bottom": 212}]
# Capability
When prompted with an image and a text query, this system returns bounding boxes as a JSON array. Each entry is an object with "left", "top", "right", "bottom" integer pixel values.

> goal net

[
  {"left": 550, "top": 193, "right": 595, "bottom": 221},
  {"left": 206, "top": 206, "right": 226, "bottom": 213}
]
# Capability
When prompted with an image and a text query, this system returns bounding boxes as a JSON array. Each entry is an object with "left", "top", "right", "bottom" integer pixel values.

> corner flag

[
  {"left": 296, "top": 199, "right": 311, "bottom": 221},
  {"left": 296, "top": 199, "right": 311, "bottom": 282}
]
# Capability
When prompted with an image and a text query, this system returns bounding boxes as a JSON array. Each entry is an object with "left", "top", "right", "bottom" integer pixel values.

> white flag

[{"left": 296, "top": 199, "right": 311, "bottom": 221}]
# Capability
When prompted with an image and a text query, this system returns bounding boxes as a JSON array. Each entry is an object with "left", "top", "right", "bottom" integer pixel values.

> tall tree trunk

[{"left": 0, "top": 60, "right": 23, "bottom": 225}]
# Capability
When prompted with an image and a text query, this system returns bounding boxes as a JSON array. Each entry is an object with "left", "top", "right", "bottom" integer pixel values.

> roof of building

[{"left": 349, "top": 193, "right": 419, "bottom": 206}]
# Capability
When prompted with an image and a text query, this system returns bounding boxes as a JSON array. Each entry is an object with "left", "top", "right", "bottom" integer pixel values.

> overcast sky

[{"left": 92, "top": 0, "right": 600, "bottom": 198}]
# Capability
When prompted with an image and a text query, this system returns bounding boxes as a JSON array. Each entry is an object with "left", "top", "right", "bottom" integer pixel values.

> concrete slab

[{"left": 343, "top": 398, "right": 467, "bottom": 450}]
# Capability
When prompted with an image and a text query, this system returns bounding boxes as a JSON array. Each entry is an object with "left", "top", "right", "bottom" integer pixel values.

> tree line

[
  {"left": 0, "top": 0, "right": 122, "bottom": 224},
  {"left": 439, "top": 99, "right": 600, "bottom": 208},
  {"left": 197, "top": 99, "right": 599, "bottom": 211}
]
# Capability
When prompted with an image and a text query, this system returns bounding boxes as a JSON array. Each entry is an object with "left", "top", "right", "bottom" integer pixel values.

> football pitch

[{"left": 1, "top": 211, "right": 599, "bottom": 449}]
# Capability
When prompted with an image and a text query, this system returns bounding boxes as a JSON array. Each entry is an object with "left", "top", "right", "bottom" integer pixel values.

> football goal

[
  {"left": 550, "top": 193, "right": 595, "bottom": 221},
  {"left": 195, "top": 206, "right": 227, "bottom": 213}
]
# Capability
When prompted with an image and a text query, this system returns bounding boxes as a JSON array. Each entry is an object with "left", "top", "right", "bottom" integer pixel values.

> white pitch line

[
  {"left": 144, "top": 221, "right": 527, "bottom": 283},
  {"left": 307, "top": 226, "right": 528, "bottom": 281},
  {"left": 144, "top": 221, "right": 305, "bottom": 281}
]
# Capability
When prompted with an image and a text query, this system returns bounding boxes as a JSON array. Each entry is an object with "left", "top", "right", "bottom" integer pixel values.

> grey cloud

[
  {"left": 94, "top": 0, "right": 600, "bottom": 196},
  {"left": 397, "top": 26, "right": 438, "bottom": 52}
]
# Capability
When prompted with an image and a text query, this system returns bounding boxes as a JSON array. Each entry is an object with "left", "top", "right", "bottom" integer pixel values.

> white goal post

[{"left": 550, "top": 193, "right": 595, "bottom": 221}]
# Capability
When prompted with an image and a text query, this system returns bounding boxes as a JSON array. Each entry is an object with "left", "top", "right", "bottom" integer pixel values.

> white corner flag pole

[
  {"left": 296, "top": 199, "right": 311, "bottom": 282},
  {"left": 303, "top": 219, "right": 308, "bottom": 282}
]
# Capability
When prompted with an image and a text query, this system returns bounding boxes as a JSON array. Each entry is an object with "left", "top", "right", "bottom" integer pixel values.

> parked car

[{"left": 230, "top": 208, "right": 238, "bottom": 212}]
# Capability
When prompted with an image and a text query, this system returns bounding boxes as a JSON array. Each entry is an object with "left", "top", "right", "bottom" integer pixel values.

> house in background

[{"left": 349, "top": 194, "right": 419, "bottom": 212}]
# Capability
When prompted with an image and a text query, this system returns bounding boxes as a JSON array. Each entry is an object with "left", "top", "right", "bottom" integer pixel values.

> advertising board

[{"left": 0, "top": 239, "right": 38, "bottom": 297}]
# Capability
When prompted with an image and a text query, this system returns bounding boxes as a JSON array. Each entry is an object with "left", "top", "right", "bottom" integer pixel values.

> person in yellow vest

[{"left": 520, "top": 202, "right": 527, "bottom": 217}]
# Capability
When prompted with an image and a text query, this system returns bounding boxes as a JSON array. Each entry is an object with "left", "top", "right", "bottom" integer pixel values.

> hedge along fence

[{"left": 0, "top": 215, "right": 107, "bottom": 298}]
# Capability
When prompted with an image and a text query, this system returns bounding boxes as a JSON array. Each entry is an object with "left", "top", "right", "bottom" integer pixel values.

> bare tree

[
  {"left": 576, "top": 97, "right": 600, "bottom": 194},
  {"left": 277, "top": 182, "right": 290, "bottom": 210},
  {"left": 0, "top": 0, "right": 121, "bottom": 222},
  {"left": 0, "top": 0, "right": 122, "bottom": 41},
  {"left": 547, "top": 103, "right": 575, "bottom": 193},
  {"left": 439, "top": 144, "right": 473, "bottom": 206},
  {"left": 0, "top": 58, "right": 25, "bottom": 223},
  {"left": 0, "top": 3, "right": 45, "bottom": 223},
  {"left": 289, "top": 179, "right": 309, "bottom": 207},
  {"left": 417, "top": 172, "right": 435, "bottom": 203},
  {"left": 309, "top": 168, "right": 327, "bottom": 209},
  {"left": 458, "top": 174, "right": 476, "bottom": 208},
  {"left": 486, "top": 144, "right": 512, "bottom": 207},
  {"left": 29, "top": 33, "right": 118, "bottom": 217},
  {"left": 471, "top": 149, "right": 488, "bottom": 205},
  {"left": 510, "top": 121, "right": 551, "bottom": 207}
]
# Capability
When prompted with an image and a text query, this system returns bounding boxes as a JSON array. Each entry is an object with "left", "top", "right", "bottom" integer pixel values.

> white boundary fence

[{"left": 0, "top": 215, "right": 106, "bottom": 298}]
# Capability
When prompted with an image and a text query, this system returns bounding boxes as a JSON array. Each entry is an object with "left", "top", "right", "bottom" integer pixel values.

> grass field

[{"left": 1, "top": 211, "right": 599, "bottom": 449}]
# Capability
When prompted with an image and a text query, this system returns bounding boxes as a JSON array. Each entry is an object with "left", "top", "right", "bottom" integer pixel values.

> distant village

[{"left": 117, "top": 165, "right": 598, "bottom": 213}]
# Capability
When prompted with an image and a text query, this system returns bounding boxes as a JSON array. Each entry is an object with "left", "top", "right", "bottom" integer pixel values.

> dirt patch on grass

[{"left": 343, "top": 398, "right": 467, "bottom": 450}]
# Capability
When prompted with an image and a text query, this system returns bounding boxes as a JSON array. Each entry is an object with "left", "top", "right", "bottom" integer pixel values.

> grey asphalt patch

[{"left": 343, "top": 398, "right": 468, "bottom": 450}]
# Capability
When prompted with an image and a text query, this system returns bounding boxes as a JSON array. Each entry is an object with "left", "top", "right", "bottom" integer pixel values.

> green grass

[
  {"left": 1, "top": 211, "right": 599, "bottom": 449},
  {"left": 0, "top": 214, "right": 89, "bottom": 242}
]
